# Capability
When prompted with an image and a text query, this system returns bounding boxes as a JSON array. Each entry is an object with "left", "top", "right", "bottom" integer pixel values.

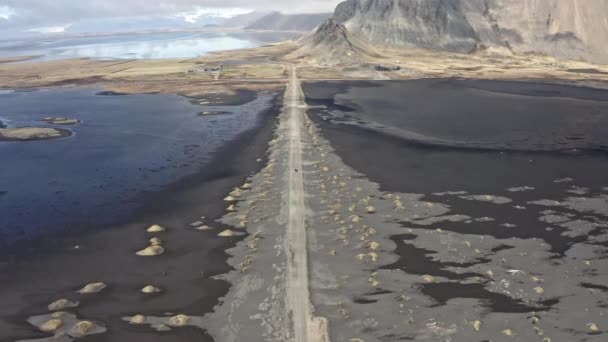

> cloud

[
  {"left": 175, "top": 7, "right": 253, "bottom": 24},
  {"left": 0, "top": 5, "right": 16, "bottom": 20},
  {"left": 27, "top": 24, "right": 73, "bottom": 33},
  {"left": 0, "top": 0, "right": 342, "bottom": 32}
]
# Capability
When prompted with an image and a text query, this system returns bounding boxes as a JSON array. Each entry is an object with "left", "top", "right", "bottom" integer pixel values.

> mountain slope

[
  {"left": 245, "top": 12, "right": 332, "bottom": 31},
  {"left": 321, "top": 0, "right": 608, "bottom": 64},
  {"left": 287, "top": 19, "right": 381, "bottom": 66},
  {"left": 461, "top": 0, "right": 608, "bottom": 64},
  {"left": 334, "top": 0, "right": 479, "bottom": 53}
]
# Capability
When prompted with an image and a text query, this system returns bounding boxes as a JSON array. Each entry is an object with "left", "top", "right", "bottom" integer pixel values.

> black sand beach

[
  {"left": 3, "top": 76, "right": 606, "bottom": 341},
  {"left": 303, "top": 80, "right": 608, "bottom": 194},
  {"left": 0, "top": 91, "right": 282, "bottom": 341},
  {"left": 303, "top": 79, "right": 608, "bottom": 340}
]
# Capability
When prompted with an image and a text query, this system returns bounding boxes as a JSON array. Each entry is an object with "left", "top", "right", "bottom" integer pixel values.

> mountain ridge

[{"left": 310, "top": 0, "right": 608, "bottom": 64}]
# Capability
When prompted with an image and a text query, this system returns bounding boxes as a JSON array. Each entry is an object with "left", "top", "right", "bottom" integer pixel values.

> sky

[{"left": 0, "top": 0, "right": 343, "bottom": 34}]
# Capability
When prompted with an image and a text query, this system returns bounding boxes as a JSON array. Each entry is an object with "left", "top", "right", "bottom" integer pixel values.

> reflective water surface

[
  {"left": 0, "top": 31, "right": 300, "bottom": 61},
  {"left": 0, "top": 88, "right": 275, "bottom": 245}
]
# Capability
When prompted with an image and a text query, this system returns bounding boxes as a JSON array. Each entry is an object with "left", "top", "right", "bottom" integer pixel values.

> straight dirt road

[
  {"left": 202, "top": 64, "right": 329, "bottom": 342},
  {"left": 285, "top": 65, "right": 329, "bottom": 342}
]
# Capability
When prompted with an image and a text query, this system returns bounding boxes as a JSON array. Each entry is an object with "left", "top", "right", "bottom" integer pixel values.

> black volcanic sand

[
  {"left": 305, "top": 79, "right": 608, "bottom": 152},
  {"left": 304, "top": 80, "right": 608, "bottom": 320},
  {"left": 303, "top": 80, "right": 608, "bottom": 194},
  {"left": 0, "top": 92, "right": 282, "bottom": 342}
]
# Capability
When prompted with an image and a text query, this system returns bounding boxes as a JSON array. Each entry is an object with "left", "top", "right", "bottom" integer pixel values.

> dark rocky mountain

[
  {"left": 333, "top": 0, "right": 479, "bottom": 53},
  {"left": 309, "top": 0, "right": 608, "bottom": 64},
  {"left": 287, "top": 18, "right": 380, "bottom": 65}
]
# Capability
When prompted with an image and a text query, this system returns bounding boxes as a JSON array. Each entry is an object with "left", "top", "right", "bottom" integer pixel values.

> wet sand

[
  {"left": 300, "top": 80, "right": 607, "bottom": 341},
  {"left": 303, "top": 79, "right": 608, "bottom": 152},
  {"left": 0, "top": 91, "right": 282, "bottom": 341},
  {"left": 182, "top": 74, "right": 606, "bottom": 342}
]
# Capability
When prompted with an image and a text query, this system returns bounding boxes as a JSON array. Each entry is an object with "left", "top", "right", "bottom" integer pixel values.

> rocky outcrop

[
  {"left": 43, "top": 117, "right": 81, "bottom": 125},
  {"left": 316, "top": 0, "right": 608, "bottom": 64},
  {"left": 0, "top": 127, "right": 71, "bottom": 141}
]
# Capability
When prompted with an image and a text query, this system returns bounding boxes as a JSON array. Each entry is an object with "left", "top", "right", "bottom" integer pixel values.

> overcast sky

[{"left": 0, "top": 0, "right": 342, "bottom": 32}]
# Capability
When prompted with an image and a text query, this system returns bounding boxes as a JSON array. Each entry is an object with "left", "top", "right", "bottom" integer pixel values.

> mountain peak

[{"left": 287, "top": 18, "right": 381, "bottom": 66}]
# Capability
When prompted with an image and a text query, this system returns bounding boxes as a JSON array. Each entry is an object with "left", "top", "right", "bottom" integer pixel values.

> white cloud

[
  {"left": 0, "top": 1, "right": 342, "bottom": 33},
  {"left": 0, "top": 5, "right": 17, "bottom": 20},
  {"left": 27, "top": 24, "right": 72, "bottom": 33},
  {"left": 175, "top": 6, "right": 253, "bottom": 23}
]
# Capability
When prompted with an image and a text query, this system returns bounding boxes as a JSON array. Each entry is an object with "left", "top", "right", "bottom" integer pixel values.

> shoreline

[{"left": 0, "top": 90, "right": 283, "bottom": 341}]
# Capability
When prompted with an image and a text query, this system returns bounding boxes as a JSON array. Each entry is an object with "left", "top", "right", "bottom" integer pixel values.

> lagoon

[
  {"left": 0, "top": 31, "right": 300, "bottom": 61},
  {"left": 0, "top": 88, "right": 276, "bottom": 246}
]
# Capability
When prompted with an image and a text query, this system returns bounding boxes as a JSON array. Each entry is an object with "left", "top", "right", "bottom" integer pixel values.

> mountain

[
  {"left": 333, "top": 0, "right": 478, "bottom": 53},
  {"left": 461, "top": 0, "right": 608, "bottom": 64},
  {"left": 314, "top": 0, "right": 608, "bottom": 64},
  {"left": 221, "top": 11, "right": 274, "bottom": 29},
  {"left": 287, "top": 18, "right": 380, "bottom": 65},
  {"left": 245, "top": 12, "right": 332, "bottom": 31}
]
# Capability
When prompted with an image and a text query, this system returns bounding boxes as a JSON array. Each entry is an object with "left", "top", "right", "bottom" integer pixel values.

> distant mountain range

[
  {"left": 221, "top": 11, "right": 274, "bottom": 29},
  {"left": 243, "top": 12, "right": 332, "bottom": 31},
  {"left": 301, "top": 0, "right": 608, "bottom": 65},
  {"left": 60, "top": 11, "right": 330, "bottom": 35},
  {"left": 1, "top": 11, "right": 330, "bottom": 38}
]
